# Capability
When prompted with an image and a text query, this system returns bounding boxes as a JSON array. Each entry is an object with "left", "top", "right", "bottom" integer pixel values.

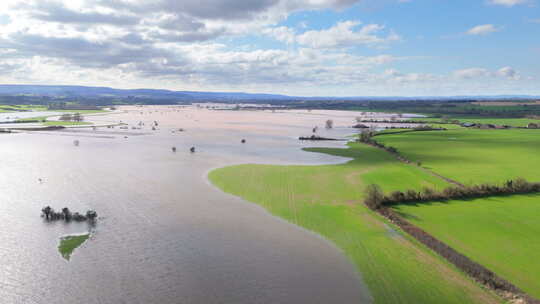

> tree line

[{"left": 365, "top": 178, "right": 540, "bottom": 210}]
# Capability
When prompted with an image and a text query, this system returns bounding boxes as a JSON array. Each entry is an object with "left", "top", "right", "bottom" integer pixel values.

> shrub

[
  {"left": 365, "top": 184, "right": 384, "bottom": 210},
  {"left": 376, "top": 178, "right": 540, "bottom": 207}
]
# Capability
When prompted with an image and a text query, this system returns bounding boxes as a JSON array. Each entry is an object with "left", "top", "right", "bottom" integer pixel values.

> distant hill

[
  {"left": 0, "top": 85, "right": 294, "bottom": 101},
  {"left": 0, "top": 84, "right": 538, "bottom": 103}
]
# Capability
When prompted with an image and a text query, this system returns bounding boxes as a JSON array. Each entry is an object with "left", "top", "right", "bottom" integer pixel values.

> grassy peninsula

[{"left": 209, "top": 143, "right": 501, "bottom": 304}]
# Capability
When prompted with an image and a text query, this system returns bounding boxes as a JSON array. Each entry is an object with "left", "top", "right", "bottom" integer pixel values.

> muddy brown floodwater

[{"left": 0, "top": 106, "right": 420, "bottom": 304}]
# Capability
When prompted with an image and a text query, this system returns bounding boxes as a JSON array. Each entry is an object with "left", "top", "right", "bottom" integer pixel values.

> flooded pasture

[{"left": 0, "top": 106, "right": 410, "bottom": 304}]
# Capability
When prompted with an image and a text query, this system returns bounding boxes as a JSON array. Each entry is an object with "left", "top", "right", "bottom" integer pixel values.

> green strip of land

[
  {"left": 43, "top": 121, "right": 92, "bottom": 126},
  {"left": 411, "top": 117, "right": 540, "bottom": 127},
  {"left": 209, "top": 143, "right": 501, "bottom": 304},
  {"left": 59, "top": 233, "right": 90, "bottom": 260}
]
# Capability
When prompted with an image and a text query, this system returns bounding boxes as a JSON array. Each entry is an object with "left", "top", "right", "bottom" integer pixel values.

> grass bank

[
  {"left": 58, "top": 233, "right": 90, "bottom": 260},
  {"left": 209, "top": 143, "right": 501, "bottom": 304},
  {"left": 393, "top": 194, "right": 540, "bottom": 298}
]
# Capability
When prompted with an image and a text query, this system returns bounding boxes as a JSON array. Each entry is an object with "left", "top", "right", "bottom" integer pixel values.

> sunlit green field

[
  {"left": 0, "top": 104, "right": 48, "bottom": 112},
  {"left": 413, "top": 117, "right": 539, "bottom": 127},
  {"left": 394, "top": 194, "right": 540, "bottom": 298},
  {"left": 43, "top": 121, "right": 92, "bottom": 126},
  {"left": 210, "top": 143, "right": 500, "bottom": 304},
  {"left": 376, "top": 128, "right": 540, "bottom": 185}
]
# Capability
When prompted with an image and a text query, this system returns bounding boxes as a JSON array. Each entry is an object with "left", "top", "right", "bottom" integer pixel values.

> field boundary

[
  {"left": 369, "top": 203, "right": 539, "bottom": 304},
  {"left": 357, "top": 130, "right": 540, "bottom": 303}
]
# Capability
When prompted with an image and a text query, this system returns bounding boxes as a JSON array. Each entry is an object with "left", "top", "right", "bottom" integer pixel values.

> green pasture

[
  {"left": 393, "top": 194, "right": 540, "bottom": 298},
  {"left": 412, "top": 116, "right": 539, "bottom": 127},
  {"left": 209, "top": 143, "right": 500, "bottom": 304},
  {"left": 376, "top": 128, "right": 540, "bottom": 185},
  {"left": 43, "top": 121, "right": 92, "bottom": 126}
]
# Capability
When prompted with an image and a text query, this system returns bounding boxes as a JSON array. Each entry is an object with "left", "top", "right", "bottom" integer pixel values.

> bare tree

[{"left": 72, "top": 113, "right": 84, "bottom": 122}]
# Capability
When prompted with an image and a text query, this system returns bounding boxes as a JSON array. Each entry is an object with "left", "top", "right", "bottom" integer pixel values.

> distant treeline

[{"left": 1, "top": 93, "right": 539, "bottom": 118}]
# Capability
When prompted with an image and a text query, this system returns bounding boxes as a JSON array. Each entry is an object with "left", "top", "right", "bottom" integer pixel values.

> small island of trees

[{"left": 41, "top": 206, "right": 97, "bottom": 222}]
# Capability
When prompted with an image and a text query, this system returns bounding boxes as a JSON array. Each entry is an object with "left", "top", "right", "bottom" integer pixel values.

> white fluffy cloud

[
  {"left": 453, "top": 67, "right": 520, "bottom": 80},
  {"left": 296, "top": 21, "right": 401, "bottom": 48},
  {"left": 487, "top": 0, "right": 528, "bottom": 6},
  {"left": 466, "top": 24, "right": 500, "bottom": 35},
  {"left": 264, "top": 20, "right": 401, "bottom": 48}
]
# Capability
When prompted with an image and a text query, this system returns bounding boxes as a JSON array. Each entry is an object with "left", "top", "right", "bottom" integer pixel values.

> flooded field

[{"left": 0, "top": 106, "right": 414, "bottom": 304}]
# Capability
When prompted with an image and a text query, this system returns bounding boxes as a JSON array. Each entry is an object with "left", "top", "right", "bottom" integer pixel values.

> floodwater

[
  {"left": 0, "top": 111, "right": 61, "bottom": 122},
  {"left": 0, "top": 106, "right": 414, "bottom": 304}
]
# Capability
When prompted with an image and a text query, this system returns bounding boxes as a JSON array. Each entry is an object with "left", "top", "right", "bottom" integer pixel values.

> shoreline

[{"left": 207, "top": 142, "right": 502, "bottom": 304}]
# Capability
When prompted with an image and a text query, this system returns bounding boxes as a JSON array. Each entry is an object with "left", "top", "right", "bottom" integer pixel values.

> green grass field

[
  {"left": 412, "top": 117, "right": 539, "bottom": 127},
  {"left": 15, "top": 116, "right": 47, "bottom": 122},
  {"left": 209, "top": 143, "right": 501, "bottom": 304},
  {"left": 43, "top": 121, "right": 92, "bottom": 126},
  {"left": 393, "top": 194, "right": 540, "bottom": 298},
  {"left": 0, "top": 104, "right": 48, "bottom": 112},
  {"left": 0, "top": 104, "right": 107, "bottom": 114},
  {"left": 376, "top": 128, "right": 540, "bottom": 185},
  {"left": 58, "top": 233, "right": 90, "bottom": 260}
]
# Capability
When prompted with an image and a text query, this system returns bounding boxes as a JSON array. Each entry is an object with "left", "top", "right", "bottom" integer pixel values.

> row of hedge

[{"left": 376, "top": 178, "right": 540, "bottom": 207}]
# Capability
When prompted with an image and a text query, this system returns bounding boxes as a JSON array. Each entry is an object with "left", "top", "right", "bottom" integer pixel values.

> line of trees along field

[{"left": 366, "top": 178, "right": 540, "bottom": 209}]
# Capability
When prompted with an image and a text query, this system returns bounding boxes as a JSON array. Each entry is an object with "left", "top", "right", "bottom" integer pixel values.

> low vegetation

[{"left": 367, "top": 178, "right": 540, "bottom": 208}]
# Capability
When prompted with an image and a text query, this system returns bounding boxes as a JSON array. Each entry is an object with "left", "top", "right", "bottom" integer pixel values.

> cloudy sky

[{"left": 0, "top": 0, "right": 538, "bottom": 96}]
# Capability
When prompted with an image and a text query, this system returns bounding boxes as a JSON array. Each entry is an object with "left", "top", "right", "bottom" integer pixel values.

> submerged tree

[
  {"left": 72, "top": 113, "right": 83, "bottom": 122},
  {"left": 86, "top": 210, "right": 98, "bottom": 221},
  {"left": 42, "top": 206, "right": 52, "bottom": 219},
  {"left": 59, "top": 113, "right": 73, "bottom": 121},
  {"left": 62, "top": 207, "right": 72, "bottom": 221},
  {"left": 325, "top": 119, "right": 334, "bottom": 129}
]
